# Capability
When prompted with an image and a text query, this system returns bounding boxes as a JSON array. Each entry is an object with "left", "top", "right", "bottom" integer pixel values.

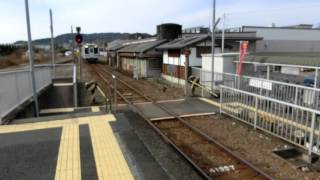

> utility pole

[
  {"left": 49, "top": 9, "right": 55, "bottom": 77},
  {"left": 222, "top": 13, "right": 226, "bottom": 53},
  {"left": 211, "top": 0, "right": 216, "bottom": 91},
  {"left": 24, "top": 0, "right": 39, "bottom": 117}
]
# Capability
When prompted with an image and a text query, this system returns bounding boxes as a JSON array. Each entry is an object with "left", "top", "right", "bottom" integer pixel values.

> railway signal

[
  {"left": 75, "top": 34, "right": 83, "bottom": 44},
  {"left": 75, "top": 26, "right": 83, "bottom": 44},
  {"left": 75, "top": 26, "right": 83, "bottom": 81}
]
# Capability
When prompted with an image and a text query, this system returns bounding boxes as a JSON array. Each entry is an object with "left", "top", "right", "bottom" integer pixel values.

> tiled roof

[{"left": 117, "top": 39, "right": 167, "bottom": 53}]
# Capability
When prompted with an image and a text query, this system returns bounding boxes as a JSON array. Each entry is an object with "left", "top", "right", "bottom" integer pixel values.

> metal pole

[
  {"left": 254, "top": 96, "right": 258, "bottom": 129},
  {"left": 25, "top": 0, "right": 39, "bottom": 117},
  {"left": 308, "top": 112, "right": 316, "bottom": 158},
  {"left": 116, "top": 52, "right": 119, "bottom": 70},
  {"left": 309, "top": 68, "right": 319, "bottom": 158},
  {"left": 49, "top": 9, "right": 55, "bottom": 78},
  {"left": 112, "top": 75, "right": 117, "bottom": 112},
  {"left": 314, "top": 68, "right": 318, "bottom": 89},
  {"left": 267, "top": 65, "right": 270, "bottom": 80},
  {"left": 185, "top": 53, "right": 189, "bottom": 96},
  {"left": 71, "top": 26, "right": 75, "bottom": 62},
  {"left": 73, "top": 64, "right": 78, "bottom": 107},
  {"left": 221, "top": 13, "right": 226, "bottom": 53},
  {"left": 211, "top": 0, "right": 216, "bottom": 91},
  {"left": 219, "top": 87, "right": 223, "bottom": 114},
  {"left": 79, "top": 44, "right": 82, "bottom": 82}
]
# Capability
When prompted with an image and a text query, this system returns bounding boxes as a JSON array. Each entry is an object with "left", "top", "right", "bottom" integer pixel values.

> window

[
  {"left": 168, "top": 49, "right": 181, "bottom": 57},
  {"left": 196, "top": 46, "right": 211, "bottom": 57},
  {"left": 85, "top": 48, "right": 89, "bottom": 54},
  {"left": 94, "top": 48, "right": 98, "bottom": 54}
]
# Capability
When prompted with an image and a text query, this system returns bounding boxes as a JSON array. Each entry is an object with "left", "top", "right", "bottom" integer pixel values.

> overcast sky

[{"left": 1, "top": 0, "right": 320, "bottom": 43}]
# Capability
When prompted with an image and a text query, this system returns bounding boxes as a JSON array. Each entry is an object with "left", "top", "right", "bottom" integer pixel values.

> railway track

[
  {"left": 90, "top": 63, "right": 275, "bottom": 180},
  {"left": 90, "top": 64, "right": 151, "bottom": 104}
]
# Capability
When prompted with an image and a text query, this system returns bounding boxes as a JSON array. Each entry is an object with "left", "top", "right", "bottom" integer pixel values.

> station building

[
  {"left": 117, "top": 38, "right": 167, "bottom": 78},
  {"left": 106, "top": 40, "right": 131, "bottom": 67},
  {"left": 157, "top": 32, "right": 260, "bottom": 85}
]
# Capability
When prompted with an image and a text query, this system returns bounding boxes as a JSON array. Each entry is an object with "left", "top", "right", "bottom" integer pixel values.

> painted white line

[
  {"left": 156, "top": 99, "right": 186, "bottom": 103},
  {"left": 40, "top": 108, "right": 75, "bottom": 114},
  {"left": 53, "top": 83, "right": 73, "bottom": 87},
  {"left": 133, "top": 102, "right": 153, "bottom": 105},
  {"left": 150, "top": 112, "right": 216, "bottom": 121},
  {"left": 97, "top": 86, "right": 106, "bottom": 98},
  {"left": 91, "top": 106, "right": 100, "bottom": 112}
]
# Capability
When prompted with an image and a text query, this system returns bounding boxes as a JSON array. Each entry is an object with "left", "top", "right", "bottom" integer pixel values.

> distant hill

[{"left": 31, "top": 32, "right": 152, "bottom": 45}]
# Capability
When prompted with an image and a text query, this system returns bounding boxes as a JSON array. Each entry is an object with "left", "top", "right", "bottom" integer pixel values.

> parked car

[{"left": 303, "top": 76, "right": 319, "bottom": 87}]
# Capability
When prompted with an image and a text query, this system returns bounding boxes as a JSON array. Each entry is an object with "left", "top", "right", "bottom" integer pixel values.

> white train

[{"left": 81, "top": 43, "right": 99, "bottom": 62}]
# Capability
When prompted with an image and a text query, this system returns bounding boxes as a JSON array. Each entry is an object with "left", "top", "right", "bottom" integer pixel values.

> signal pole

[
  {"left": 24, "top": 0, "right": 39, "bottom": 117},
  {"left": 75, "top": 27, "right": 83, "bottom": 82}
]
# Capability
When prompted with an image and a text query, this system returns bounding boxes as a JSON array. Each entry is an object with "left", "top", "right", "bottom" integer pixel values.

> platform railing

[
  {"left": 191, "top": 68, "right": 320, "bottom": 112},
  {"left": 0, "top": 66, "right": 51, "bottom": 123},
  {"left": 0, "top": 63, "right": 76, "bottom": 123},
  {"left": 220, "top": 85, "right": 320, "bottom": 156}
]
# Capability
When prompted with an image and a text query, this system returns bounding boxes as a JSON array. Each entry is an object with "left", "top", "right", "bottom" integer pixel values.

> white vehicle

[{"left": 81, "top": 44, "right": 99, "bottom": 62}]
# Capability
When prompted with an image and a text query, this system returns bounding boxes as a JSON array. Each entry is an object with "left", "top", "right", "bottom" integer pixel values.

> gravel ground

[
  {"left": 186, "top": 115, "right": 320, "bottom": 180},
  {"left": 155, "top": 120, "right": 267, "bottom": 179},
  {"left": 84, "top": 61, "right": 320, "bottom": 179}
]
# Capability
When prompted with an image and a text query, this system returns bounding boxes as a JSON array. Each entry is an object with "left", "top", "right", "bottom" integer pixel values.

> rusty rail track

[{"left": 91, "top": 63, "right": 275, "bottom": 180}]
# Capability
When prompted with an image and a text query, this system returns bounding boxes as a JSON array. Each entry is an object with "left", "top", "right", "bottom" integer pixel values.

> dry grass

[{"left": 0, "top": 49, "right": 50, "bottom": 69}]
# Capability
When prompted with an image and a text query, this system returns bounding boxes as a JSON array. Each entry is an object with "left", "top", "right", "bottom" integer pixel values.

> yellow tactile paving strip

[
  {"left": 55, "top": 123, "right": 81, "bottom": 180},
  {"left": 0, "top": 115, "right": 134, "bottom": 180},
  {"left": 89, "top": 116, "right": 134, "bottom": 180}
]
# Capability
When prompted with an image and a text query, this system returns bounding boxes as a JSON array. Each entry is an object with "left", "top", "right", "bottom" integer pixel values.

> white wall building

[
  {"left": 243, "top": 25, "right": 320, "bottom": 52},
  {"left": 157, "top": 35, "right": 210, "bottom": 85}
]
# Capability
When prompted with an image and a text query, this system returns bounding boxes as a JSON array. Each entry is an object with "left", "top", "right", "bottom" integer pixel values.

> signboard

[
  {"left": 249, "top": 79, "right": 272, "bottom": 91},
  {"left": 281, "top": 67, "right": 300, "bottom": 75}
]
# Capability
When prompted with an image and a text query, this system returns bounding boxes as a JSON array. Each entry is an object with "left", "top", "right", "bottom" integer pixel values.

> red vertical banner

[{"left": 236, "top": 41, "right": 248, "bottom": 75}]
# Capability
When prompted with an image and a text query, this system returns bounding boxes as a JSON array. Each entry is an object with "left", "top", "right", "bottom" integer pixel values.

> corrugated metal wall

[{"left": 121, "top": 57, "right": 163, "bottom": 78}]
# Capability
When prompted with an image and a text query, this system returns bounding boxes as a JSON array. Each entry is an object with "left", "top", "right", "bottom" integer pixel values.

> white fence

[
  {"left": 0, "top": 64, "right": 75, "bottom": 122},
  {"left": 220, "top": 85, "right": 320, "bottom": 156},
  {"left": 192, "top": 68, "right": 320, "bottom": 111},
  {"left": 191, "top": 67, "right": 320, "bottom": 155}
]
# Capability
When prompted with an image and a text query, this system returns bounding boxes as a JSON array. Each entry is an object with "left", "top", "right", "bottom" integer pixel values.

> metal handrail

[{"left": 220, "top": 85, "right": 320, "bottom": 115}]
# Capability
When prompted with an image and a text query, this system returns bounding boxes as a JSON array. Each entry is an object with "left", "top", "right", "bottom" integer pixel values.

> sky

[{"left": 1, "top": 0, "right": 320, "bottom": 43}]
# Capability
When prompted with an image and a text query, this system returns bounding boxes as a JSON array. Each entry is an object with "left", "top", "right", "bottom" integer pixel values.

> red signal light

[{"left": 75, "top": 34, "right": 83, "bottom": 44}]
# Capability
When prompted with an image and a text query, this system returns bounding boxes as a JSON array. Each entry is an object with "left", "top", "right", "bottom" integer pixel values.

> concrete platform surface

[
  {"left": 0, "top": 113, "right": 202, "bottom": 180},
  {"left": 135, "top": 98, "right": 218, "bottom": 120}
]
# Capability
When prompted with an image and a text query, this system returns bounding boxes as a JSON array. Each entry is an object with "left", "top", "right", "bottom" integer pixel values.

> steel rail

[
  {"left": 94, "top": 64, "right": 275, "bottom": 180},
  {"left": 92, "top": 65, "right": 211, "bottom": 179}
]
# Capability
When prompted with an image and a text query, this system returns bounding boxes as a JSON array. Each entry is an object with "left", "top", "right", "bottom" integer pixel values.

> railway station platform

[{"left": 0, "top": 112, "right": 202, "bottom": 180}]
